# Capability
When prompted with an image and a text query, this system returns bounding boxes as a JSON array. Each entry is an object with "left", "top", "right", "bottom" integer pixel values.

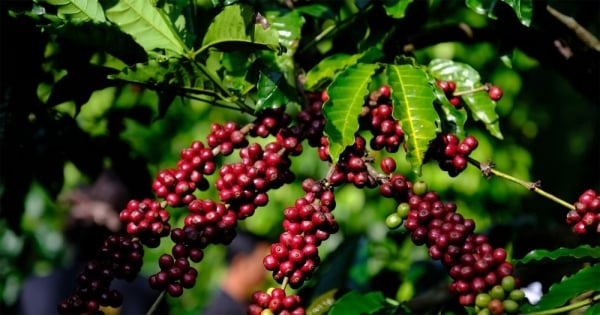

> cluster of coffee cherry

[
  {"left": 566, "top": 189, "right": 600, "bottom": 235},
  {"left": 59, "top": 81, "right": 530, "bottom": 315},
  {"left": 248, "top": 287, "right": 305, "bottom": 315},
  {"left": 382, "top": 179, "right": 520, "bottom": 307},
  {"left": 427, "top": 133, "right": 478, "bottom": 177},
  {"left": 263, "top": 178, "right": 338, "bottom": 289},
  {"left": 148, "top": 253, "right": 198, "bottom": 297},
  {"left": 118, "top": 198, "right": 171, "bottom": 248},
  {"left": 361, "top": 85, "right": 405, "bottom": 153},
  {"left": 152, "top": 140, "right": 215, "bottom": 207},
  {"left": 435, "top": 80, "right": 504, "bottom": 107},
  {"left": 474, "top": 276, "right": 527, "bottom": 315},
  {"left": 57, "top": 236, "right": 144, "bottom": 314},
  {"left": 436, "top": 80, "right": 460, "bottom": 106}
]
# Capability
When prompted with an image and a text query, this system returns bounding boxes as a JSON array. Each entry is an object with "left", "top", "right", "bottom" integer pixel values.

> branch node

[
  {"left": 528, "top": 180, "right": 542, "bottom": 191},
  {"left": 479, "top": 160, "right": 495, "bottom": 178}
]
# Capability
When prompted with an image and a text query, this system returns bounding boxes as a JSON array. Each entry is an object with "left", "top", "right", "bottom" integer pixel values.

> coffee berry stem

[
  {"left": 468, "top": 158, "right": 575, "bottom": 211},
  {"left": 451, "top": 84, "right": 489, "bottom": 97},
  {"left": 281, "top": 276, "right": 290, "bottom": 290},
  {"left": 146, "top": 290, "right": 166, "bottom": 315},
  {"left": 520, "top": 293, "right": 600, "bottom": 315}
]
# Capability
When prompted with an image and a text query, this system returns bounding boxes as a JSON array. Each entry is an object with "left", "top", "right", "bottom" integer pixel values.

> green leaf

[
  {"left": 584, "top": 303, "right": 600, "bottom": 315},
  {"left": 105, "top": 0, "right": 186, "bottom": 55},
  {"left": 465, "top": 0, "right": 532, "bottom": 26},
  {"left": 329, "top": 291, "right": 386, "bottom": 315},
  {"left": 47, "top": 21, "right": 147, "bottom": 65},
  {"left": 110, "top": 60, "right": 171, "bottom": 85},
  {"left": 515, "top": 245, "right": 600, "bottom": 265},
  {"left": 43, "top": 0, "right": 106, "bottom": 21},
  {"left": 255, "top": 69, "right": 290, "bottom": 112},
  {"left": 521, "top": 264, "right": 600, "bottom": 312},
  {"left": 383, "top": 0, "right": 413, "bottom": 19},
  {"left": 200, "top": 4, "right": 282, "bottom": 54},
  {"left": 265, "top": 10, "right": 305, "bottom": 55},
  {"left": 110, "top": 58, "right": 210, "bottom": 90},
  {"left": 323, "top": 63, "right": 380, "bottom": 163},
  {"left": 387, "top": 64, "right": 438, "bottom": 176},
  {"left": 427, "top": 59, "right": 503, "bottom": 139},
  {"left": 46, "top": 65, "right": 118, "bottom": 112},
  {"left": 304, "top": 48, "right": 382, "bottom": 91},
  {"left": 294, "top": 4, "right": 336, "bottom": 19},
  {"left": 425, "top": 70, "right": 467, "bottom": 136},
  {"left": 305, "top": 54, "right": 361, "bottom": 91},
  {"left": 306, "top": 289, "right": 338, "bottom": 315},
  {"left": 503, "top": 0, "right": 533, "bottom": 26}
]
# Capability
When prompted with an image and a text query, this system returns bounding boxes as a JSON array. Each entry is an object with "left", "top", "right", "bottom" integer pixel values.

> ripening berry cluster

[
  {"left": 401, "top": 184, "right": 518, "bottom": 306},
  {"left": 474, "top": 276, "right": 526, "bottom": 315},
  {"left": 206, "top": 122, "right": 249, "bottom": 156},
  {"left": 263, "top": 178, "right": 338, "bottom": 289},
  {"left": 250, "top": 108, "right": 292, "bottom": 138},
  {"left": 148, "top": 253, "right": 198, "bottom": 297},
  {"left": 248, "top": 287, "right": 305, "bottom": 315},
  {"left": 216, "top": 141, "right": 295, "bottom": 219},
  {"left": 119, "top": 199, "right": 170, "bottom": 248},
  {"left": 427, "top": 133, "right": 478, "bottom": 177},
  {"left": 329, "top": 136, "right": 379, "bottom": 188},
  {"left": 436, "top": 80, "right": 460, "bottom": 107},
  {"left": 297, "top": 92, "right": 327, "bottom": 147},
  {"left": 58, "top": 236, "right": 143, "bottom": 314},
  {"left": 566, "top": 189, "right": 600, "bottom": 235},
  {"left": 152, "top": 140, "right": 215, "bottom": 207},
  {"left": 362, "top": 85, "right": 405, "bottom": 153},
  {"left": 147, "top": 200, "right": 237, "bottom": 297}
]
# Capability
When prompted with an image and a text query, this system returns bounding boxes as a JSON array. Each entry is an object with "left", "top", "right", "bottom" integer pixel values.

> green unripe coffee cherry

[
  {"left": 385, "top": 213, "right": 403, "bottom": 229},
  {"left": 490, "top": 285, "right": 505, "bottom": 300},
  {"left": 396, "top": 202, "right": 411, "bottom": 218},
  {"left": 509, "top": 289, "right": 526, "bottom": 301},
  {"left": 501, "top": 275, "right": 516, "bottom": 292},
  {"left": 503, "top": 300, "right": 520, "bottom": 313},
  {"left": 413, "top": 180, "right": 428, "bottom": 196},
  {"left": 477, "top": 309, "right": 491, "bottom": 315},
  {"left": 475, "top": 293, "right": 492, "bottom": 308}
]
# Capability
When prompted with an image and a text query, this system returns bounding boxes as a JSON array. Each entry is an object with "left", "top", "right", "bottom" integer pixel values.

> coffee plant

[{"left": 1, "top": 1, "right": 599, "bottom": 315}]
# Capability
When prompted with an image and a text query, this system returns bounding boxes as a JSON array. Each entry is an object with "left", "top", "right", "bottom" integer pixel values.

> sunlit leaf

[
  {"left": 306, "top": 289, "right": 338, "bottom": 315},
  {"left": 323, "top": 63, "right": 380, "bottom": 163},
  {"left": 255, "top": 70, "right": 290, "bottom": 112},
  {"left": 47, "top": 21, "right": 147, "bottom": 65},
  {"left": 305, "top": 54, "right": 361, "bottom": 91},
  {"left": 465, "top": 0, "right": 532, "bottom": 26},
  {"left": 265, "top": 10, "right": 305, "bottom": 55},
  {"left": 105, "top": 0, "right": 187, "bottom": 55},
  {"left": 200, "top": 4, "right": 282, "bottom": 54},
  {"left": 294, "top": 4, "right": 335, "bottom": 19},
  {"left": 520, "top": 264, "right": 600, "bottom": 313},
  {"left": 428, "top": 59, "right": 503, "bottom": 139},
  {"left": 305, "top": 48, "right": 383, "bottom": 91},
  {"left": 515, "top": 245, "right": 600, "bottom": 265},
  {"left": 43, "top": 0, "right": 106, "bottom": 21},
  {"left": 502, "top": 0, "right": 533, "bottom": 26},
  {"left": 387, "top": 64, "right": 438, "bottom": 176},
  {"left": 329, "top": 291, "right": 386, "bottom": 315},
  {"left": 383, "top": 0, "right": 413, "bottom": 19}
]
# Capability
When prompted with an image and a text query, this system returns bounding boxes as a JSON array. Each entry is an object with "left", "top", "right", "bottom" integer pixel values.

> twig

[
  {"left": 521, "top": 293, "right": 600, "bottom": 315},
  {"left": 468, "top": 157, "right": 575, "bottom": 211},
  {"left": 546, "top": 5, "right": 600, "bottom": 52},
  {"left": 146, "top": 290, "right": 166, "bottom": 315}
]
